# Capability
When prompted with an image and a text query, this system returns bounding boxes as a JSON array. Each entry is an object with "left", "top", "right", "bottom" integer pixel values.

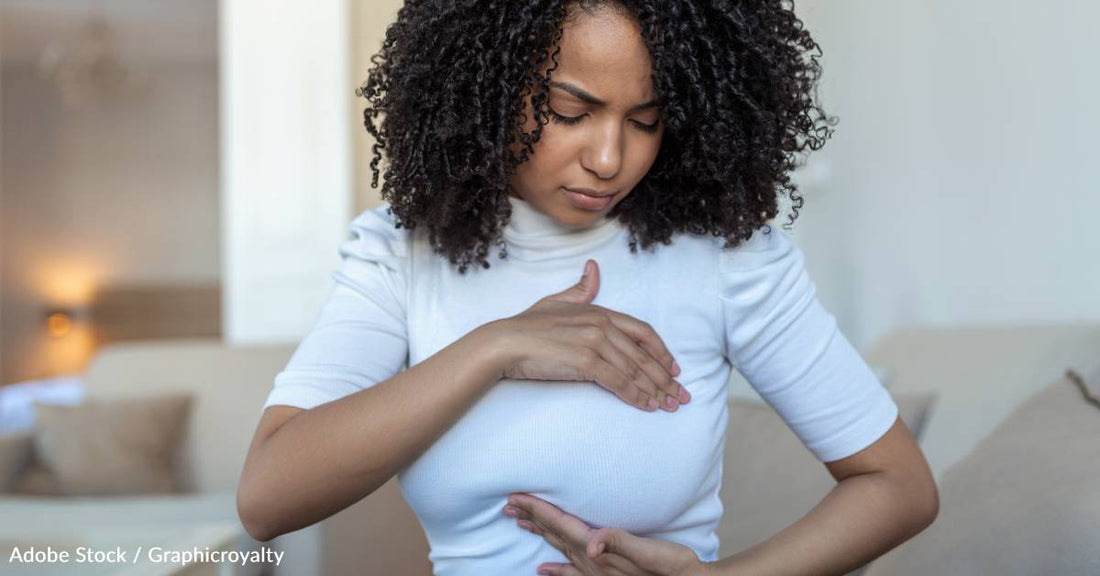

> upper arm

[
  {"left": 239, "top": 402, "right": 303, "bottom": 510},
  {"left": 252, "top": 405, "right": 304, "bottom": 447},
  {"left": 824, "top": 415, "right": 920, "bottom": 479},
  {"left": 242, "top": 405, "right": 304, "bottom": 476},
  {"left": 720, "top": 229, "right": 900, "bottom": 464},
  {"left": 260, "top": 206, "right": 411, "bottom": 413},
  {"left": 824, "top": 415, "right": 939, "bottom": 516}
]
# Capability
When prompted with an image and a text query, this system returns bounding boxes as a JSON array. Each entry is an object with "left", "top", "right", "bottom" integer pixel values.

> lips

[
  {"left": 564, "top": 187, "right": 618, "bottom": 198},
  {"left": 563, "top": 187, "right": 616, "bottom": 211}
]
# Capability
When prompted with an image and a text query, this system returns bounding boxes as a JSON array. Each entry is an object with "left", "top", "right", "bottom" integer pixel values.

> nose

[{"left": 580, "top": 121, "right": 623, "bottom": 180}]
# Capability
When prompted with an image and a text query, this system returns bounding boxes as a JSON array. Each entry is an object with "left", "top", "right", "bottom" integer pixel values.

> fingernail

[
  {"left": 678, "top": 385, "right": 691, "bottom": 404},
  {"left": 503, "top": 506, "right": 518, "bottom": 517},
  {"left": 597, "top": 542, "right": 606, "bottom": 555},
  {"left": 582, "top": 260, "right": 591, "bottom": 278},
  {"left": 672, "top": 360, "right": 681, "bottom": 375},
  {"left": 647, "top": 397, "right": 659, "bottom": 411},
  {"left": 665, "top": 395, "right": 678, "bottom": 409}
]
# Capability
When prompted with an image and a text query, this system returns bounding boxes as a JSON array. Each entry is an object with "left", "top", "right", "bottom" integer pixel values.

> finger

[
  {"left": 596, "top": 308, "right": 691, "bottom": 406},
  {"left": 582, "top": 353, "right": 658, "bottom": 411},
  {"left": 589, "top": 527, "right": 684, "bottom": 572},
  {"left": 516, "top": 519, "right": 544, "bottom": 536},
  {"left": 607, "top": 320, "right": 682, "bottom": 411},
  {"left": 593, "top": 306, "right": 683, "bottom": 382},
  {"left": 568, "top": 336, "right": 656, "bottom": 411},
  {"left": 584, "top": 327, "right": 667, "bottom": 410},
  {"left": 600, "top": 324, "right": 683, "bottom": 411},
  {"left": 594, "top": 552, "right": 639, "bottom": 575},
  {"left": 540, "top": 525, "right": 570, "bottom": 554},
  {"left": 544, "top": 260, "right": 600, "bottom": 306},
  {"left": 516, "top": 517, "right": 573, "bottom": 561},
  {"left": 537, "top": 564, "right": 584, "bottom": 576},
  {"left": 508, "top": 494, "right": 594, "bottom": 544}
]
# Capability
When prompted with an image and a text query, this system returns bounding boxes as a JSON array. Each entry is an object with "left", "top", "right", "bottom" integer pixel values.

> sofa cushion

[
  {"left": 81, "top": 341, "right": 296, "bottom": 493},
  {"left": 717, "top": 392, "right": 936, "bottom": 575},
  {"left": 18, "top": 394, "right": 193, "bottom": 496},
  {"left": 0, "top": 490, "right": 239, "bottom": 532},
  {"left": 0, "top": 490, "right": 274, "bottom": 576},
  {"left": 864, "top": 366, "right": 1100, "bottom": 576}
]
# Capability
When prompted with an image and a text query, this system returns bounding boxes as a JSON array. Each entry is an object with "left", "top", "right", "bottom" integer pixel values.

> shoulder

[
  {"left": 714, "top": 225, "right": 809, "bottom": 306},
  {"left": 348, "top": 203, "right": 406, "bottom": 239},
  {"left": 341, "top": 203, "right": 411, "bottom": 270},
  {"left": 716, "top": 225, "right": 797, "bottom": 270}
]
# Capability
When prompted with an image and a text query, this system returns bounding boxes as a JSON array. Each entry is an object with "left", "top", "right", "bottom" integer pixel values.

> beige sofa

[
  {"left": 0, "top": 339, "right": 431, "bottom": 576},
  {"left": 861, "top": 324, "right": 1100, "bottom": 575},
  {"left": 0, "top": 341, "right": 295, "bottom": 575},
  {"left": 1, "top": 324, "right": 1095, "bottom": 575}
]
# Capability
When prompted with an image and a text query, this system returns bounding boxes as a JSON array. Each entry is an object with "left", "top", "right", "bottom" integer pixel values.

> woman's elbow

[
  {"left": 921, "top": 477, "right": 940, "bottom": 527},
  {"left": 237, "top": 479, "right": 281, "bottom": 542},
  {"left": 904, "top": 475, "right": 940, "bottom": 535}
]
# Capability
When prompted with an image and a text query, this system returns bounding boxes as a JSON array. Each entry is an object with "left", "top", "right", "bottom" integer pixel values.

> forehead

[{"left": 553, "top": 7, "right": 655, "bottom": 98}]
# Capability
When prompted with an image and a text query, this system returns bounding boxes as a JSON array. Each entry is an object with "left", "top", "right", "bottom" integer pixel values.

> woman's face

[{"left": 509, "top": 6, "right": 664, "bottom": 229}]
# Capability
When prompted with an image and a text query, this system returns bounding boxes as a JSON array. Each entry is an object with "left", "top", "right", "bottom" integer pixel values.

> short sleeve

[
  {"left": 261, "top": 205, "right": 410, "bottom": 412},
  {"left": 719, "top": 227, "right": 898, "bottom": 462}
]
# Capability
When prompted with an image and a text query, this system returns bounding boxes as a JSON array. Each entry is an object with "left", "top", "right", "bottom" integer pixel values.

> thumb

[{"left": 546, "top": 259, "right": 600, "bottom": 305}]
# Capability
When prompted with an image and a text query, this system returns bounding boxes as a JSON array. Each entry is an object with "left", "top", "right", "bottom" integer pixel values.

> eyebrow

[{"left": 549, "top": 81, "right": 659, "bottom": 111}]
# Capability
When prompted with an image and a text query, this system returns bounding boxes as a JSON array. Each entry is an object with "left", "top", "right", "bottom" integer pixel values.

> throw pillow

[
  {"left": 863, "top": 366, "right": 1100, "bottom": 576},
  {"left": 717, "top": 392, "right": 936, "bottom": 576},
  {"left": 19, "top": 394, "right": 192, "bottom": 496},
  {"left": 0, "top": 432, "right": 33, "bottom": 492}
]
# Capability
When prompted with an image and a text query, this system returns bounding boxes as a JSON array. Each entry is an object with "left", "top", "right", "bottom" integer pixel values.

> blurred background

[
  {"left": 2, "top": 1, "right": 1096, "bottom": 387},
  {"left": 795, "top": 0, "right": 1099, "bottom": 353},
  {"left": 0, "top": 0, "right": 400, "bottom": 386},
  {"left": 1, "top": 2, "right": 1097, "bottom": 576}
]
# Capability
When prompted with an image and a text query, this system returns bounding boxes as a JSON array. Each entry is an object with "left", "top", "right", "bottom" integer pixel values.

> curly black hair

[{"left": 357, "top": 0, "right": 835, "bottom": 274}]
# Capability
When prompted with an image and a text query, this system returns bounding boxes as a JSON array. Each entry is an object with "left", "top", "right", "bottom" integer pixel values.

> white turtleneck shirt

[{"left": 261, "top": 196, "right": 899, "bottom": 575}]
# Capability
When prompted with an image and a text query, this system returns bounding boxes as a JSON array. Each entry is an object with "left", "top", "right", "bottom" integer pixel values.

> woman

[{"left": 237, "top": 1, "right": 939, "bottom": 575}]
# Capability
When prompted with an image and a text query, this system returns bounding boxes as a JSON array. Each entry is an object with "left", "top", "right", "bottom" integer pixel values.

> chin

[
  {"left": 558, "top": 196, "right": 621, "bottom": 226},
  {"left": 556, "top": 206, "right": 610, "bottom": 229}
]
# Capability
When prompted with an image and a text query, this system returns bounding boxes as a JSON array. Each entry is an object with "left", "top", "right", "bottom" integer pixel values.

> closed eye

[
  {"left": 631, "top": 119, "right": 660, "bottom": 134},
  {"left": 548, "top": 108, "right": 585, "bottom": 126},
  {"left": 548, "top": 107, "right": 661, "bottom": 134}
]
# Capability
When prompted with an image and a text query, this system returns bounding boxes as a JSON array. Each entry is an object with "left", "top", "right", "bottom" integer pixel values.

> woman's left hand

[{"left": 503, "top": 493, "right": 710, "bottom": 576}]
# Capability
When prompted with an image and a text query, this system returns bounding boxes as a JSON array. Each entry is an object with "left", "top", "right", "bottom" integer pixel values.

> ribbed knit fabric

[{"left": 262, "top": 195, "right": 899, "bottom": 575}]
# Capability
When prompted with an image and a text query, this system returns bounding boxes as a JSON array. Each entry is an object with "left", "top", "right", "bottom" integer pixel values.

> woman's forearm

[
  {"left": 239, "top": 322, "right": 508, "bottom": 540},
  {"left": 704, "top": 471, "right": 938, "bottom": 576}
]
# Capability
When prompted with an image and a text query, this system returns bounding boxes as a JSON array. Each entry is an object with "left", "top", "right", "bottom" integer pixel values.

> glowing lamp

[{"left": 45, "top": 309, "right": 76, "bottom": 338}]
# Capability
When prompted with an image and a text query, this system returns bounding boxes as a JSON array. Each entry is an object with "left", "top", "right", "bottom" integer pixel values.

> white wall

[
  {"left": 794, "top": 1, "right": 1100, "bottom": 351},
  {"left": 220, "top": 0, "right": 353, "bottom": 344},
  {"left": 0, "top": 62, "right": 220, "bottom": 383}
]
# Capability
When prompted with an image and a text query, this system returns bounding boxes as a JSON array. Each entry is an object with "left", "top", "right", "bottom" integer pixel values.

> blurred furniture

[
  {"left": 0, "top": 376, "right": 85, "bottom": 434},
  {"left": 725, "top": 323, "right": 1100, "bottom": 575},
  {"left": 0, "top": 282, "right": 220, "bottom": 390},
  {"left": 1, "top": 519, "right": 242, "bottom": 576},
  {"left": 2, "top": 324, "right": 1095, "bottom": 575},
  {"left": 861, "top": 324, "right": 1100, "bottom": 576},
  {"left": 0, "top": 340, "right": 294, "bottom": 576},
  {"left": 89, "top": 284, "right": 221, "bottom": 347}
]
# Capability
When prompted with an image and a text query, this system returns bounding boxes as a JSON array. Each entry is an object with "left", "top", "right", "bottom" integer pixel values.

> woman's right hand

[{"left": 486, "top": 259, "right": 690, "bottom": 412}]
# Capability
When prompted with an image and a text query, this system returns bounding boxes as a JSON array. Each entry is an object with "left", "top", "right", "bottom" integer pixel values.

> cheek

[
  {"left": 512, "top": 135, "right": 571, "bottom": 193},
  {"left": 539, "top": 131, "right": 577, "bottom": 163},
  {"left": 526, "top": 129, "right": 576, "bottom": 172},
  {"left": 628, "top": 135, "right": 663, "bottom": 177}
]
